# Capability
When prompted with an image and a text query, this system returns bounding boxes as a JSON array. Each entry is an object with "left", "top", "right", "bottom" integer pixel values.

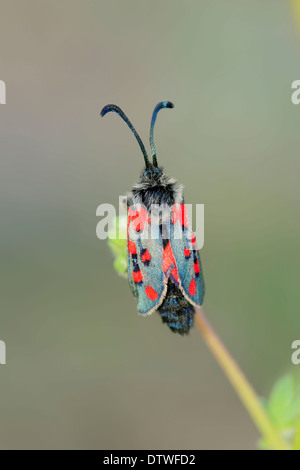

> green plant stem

[{"left": 194, "top": 308, "right": 291, "bottom": 450}]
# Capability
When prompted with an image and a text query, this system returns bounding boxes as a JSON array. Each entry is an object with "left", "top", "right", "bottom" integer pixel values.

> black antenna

[
  {"left": 150, "top": 101, "right": 174, "bottom": 167},
  {"left": 101, "top": 104, "right": 150, "bottom": 168}
]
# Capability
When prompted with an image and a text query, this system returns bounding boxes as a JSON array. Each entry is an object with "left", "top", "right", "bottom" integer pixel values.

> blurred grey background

[{"left": 0, "top": 0, "right": 300, "bottom": 450}]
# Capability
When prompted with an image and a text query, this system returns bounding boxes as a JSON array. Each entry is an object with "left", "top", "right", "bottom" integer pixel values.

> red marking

[
  {"left": 132, "top": 206, "right": 149, "bottom": 232},
  {"left": 142, "top": 249, "right": 151, "bottom": 263},
  {"left": 184, "top": 248, "right": 191, "bottom": 258},
  {"left": 194, "top": 260, "right": 200, "bottom": 274},
  {"left": 171, "top": 268, "right": 179, "bottom": 281},
  {"left": 128, "top": 208, "right": 139, "bottom": 219},
  {"left": 189, "top": 278, "right": 196, "bottom": 296},
  {"left": 145, "top": 286, "right": 158, "bottom": 301},
  {"left": 191, "top": 234, "right": 196, "bottom": 246},
  {"left": 181, "top": 204, "right": 188, "bottom": 228},
  {"left": 172, "top": 203, "right": 188, "bottom": 228},
  {"left": 127, "top": 207, "right": 138, "bottom": 239},
  {"left": 163, "top": 242, "right": 173, "bottom": 272},
  {"left": 163, "top": 242, "right": 179, "bottom": 280},
  {"left": 128, "top": 241, "right": 137, "bottom": 254},
  {"left": 133, "top": 270, "right": 143, "bottom": 284}
]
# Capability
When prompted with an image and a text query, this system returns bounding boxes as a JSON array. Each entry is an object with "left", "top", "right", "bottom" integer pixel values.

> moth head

[
  {"left": 100, "top": 101, "right": 174, "bottom": 170},
  {"left": 143, "top": 166, "right": 163, "bottom": 178},
  {"left": 138, "top": 166, "right": 164, "bottom": 187}
]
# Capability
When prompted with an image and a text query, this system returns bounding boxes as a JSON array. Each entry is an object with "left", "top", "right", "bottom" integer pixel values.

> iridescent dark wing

[
  {"left": 169, "top": 204, "right": 205, "bottom": 306},
  {"left": 127, "top": 205, "right": 166, "bottom": 315}
]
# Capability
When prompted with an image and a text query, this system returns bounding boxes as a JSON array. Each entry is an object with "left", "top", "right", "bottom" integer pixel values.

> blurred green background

[{"left": 1, "top": 0, "right": 300, "bottom": 450}]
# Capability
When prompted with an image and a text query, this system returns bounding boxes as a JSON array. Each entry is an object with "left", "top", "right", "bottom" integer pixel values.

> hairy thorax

[{"left": 128, "top": 167, "right": 183, "bottom": 211}]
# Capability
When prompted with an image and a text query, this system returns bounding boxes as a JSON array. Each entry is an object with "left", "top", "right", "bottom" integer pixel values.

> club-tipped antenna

[
  {"left": 150, "top": 101, "right": 174, "bottom": 167},
  {"left": 101, "top": 104, "right": 150, "bottom": 168}
]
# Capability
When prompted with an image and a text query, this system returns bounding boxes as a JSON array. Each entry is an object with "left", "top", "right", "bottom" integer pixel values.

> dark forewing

[
  {"left": 169, "top": 211, "right": 204, "bottom": 306},
  {"left": 127, "top": 206, "right": 165, "bottom": 315}
]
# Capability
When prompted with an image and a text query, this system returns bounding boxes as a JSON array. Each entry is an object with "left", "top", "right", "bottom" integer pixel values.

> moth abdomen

[{"left": 158, "top": 280, "right": 195, "bottom": 335}]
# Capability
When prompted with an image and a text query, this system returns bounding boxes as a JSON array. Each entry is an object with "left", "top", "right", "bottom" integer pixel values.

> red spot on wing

[
  {"left": 128, "top": 208, "right": 139, "bottom": 219},
  {"left": 189, "top": 278, "right": 196, "bottom": 296},
  {"left": 181, "top": 204, "right": 188, "bottom": 228},
  {"left": 133, "top": 207, "right": 149, "bottom": 232},
  {"left": 194, "top": 260, "right": 200, "bottom": 274},
  {"left": 171, "top": 268, "right": 179, "bottom": 281},
  {"left": 133, "top": 270, "right": 143, "bottom": 284},
  {"left": 128, "top": 207, "right": 139, "bottom": 238},
  {"left": 184, "top": 248, "right": 191, "bottom": 258},
  {"left": 145, "top": 286, "right": 158, "bottom": 301},
  {"left": 163, "top": 242, "right": 172, "bottom": 272},
  {"left": 172, "top": 203, "right": 188, "bottom": 228},
  {"left": 141, "top": 249, "right": 151, "bottom": 263},
  {"left": 163, "top": 242, "right": 179, "bottom": 281},
  {"left": 128, "top": 241, "right": 137, "bottom": 254},
  {"left": 191, "top": 234, "right": 196, "bottom": 247}
]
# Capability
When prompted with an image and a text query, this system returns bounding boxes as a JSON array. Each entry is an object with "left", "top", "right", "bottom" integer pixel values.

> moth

[{"left": 101, "top": 101, "right": 204, "bottom": 334}]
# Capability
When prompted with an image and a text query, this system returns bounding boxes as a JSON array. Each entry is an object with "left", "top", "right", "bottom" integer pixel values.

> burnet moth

[{"left": 101, "top": 102, "right": 204, "bottom": 334}]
